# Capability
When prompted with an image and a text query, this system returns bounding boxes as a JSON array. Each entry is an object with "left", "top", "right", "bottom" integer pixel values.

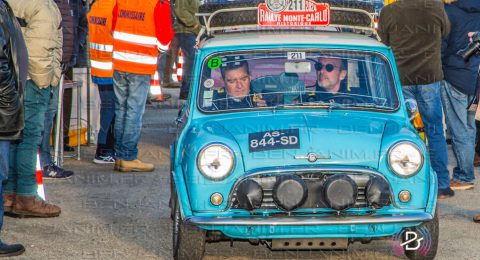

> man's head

[
  {"left": 220, "top": 57, "right": 251, "bottom": 98},
  {"left": 315, "top": 57, "right": 347, "bottom": 93}
]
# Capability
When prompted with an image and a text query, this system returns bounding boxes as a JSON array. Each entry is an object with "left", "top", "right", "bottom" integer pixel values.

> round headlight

[
  {"left": 388, "top": 142, "right": 424, "bottom": 177},
  {"left": 197, "top": 144, "right": 235, "bottom": 180}
]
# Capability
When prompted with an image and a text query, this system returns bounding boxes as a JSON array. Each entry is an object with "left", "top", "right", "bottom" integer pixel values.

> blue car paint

[{"left": 171, "top": 40, "right": 436, "bottom": 239}]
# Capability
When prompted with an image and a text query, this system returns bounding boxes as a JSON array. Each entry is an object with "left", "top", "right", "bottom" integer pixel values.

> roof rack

[{"left": 197, "top": 1, "right": 377, "bottom": 38}]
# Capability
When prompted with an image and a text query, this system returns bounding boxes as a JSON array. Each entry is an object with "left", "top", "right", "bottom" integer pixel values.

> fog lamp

[
  {"left": 398, "top": 190, "right": 411, "bottom": 203},
  {"left": 210, "top": 193, "right": 223, "bottom": 206}
]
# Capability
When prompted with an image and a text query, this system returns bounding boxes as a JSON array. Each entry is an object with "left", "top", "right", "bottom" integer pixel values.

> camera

[{"left": 458, "top": 32, "right": 480, "bottom": 61}]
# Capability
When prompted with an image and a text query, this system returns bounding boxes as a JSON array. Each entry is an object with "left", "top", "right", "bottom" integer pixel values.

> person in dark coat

[
  {"left": 39, "top": 0, "right": 76, "bottom": 179},
  {"left": 0, "top": 0, "right": 27, "bottom": 256},
  {"left": 378, "top": 0, "right": 454, "bottom": 199},
  {"left": 440, "top": 0, "right": 480, "bottom": 191}
]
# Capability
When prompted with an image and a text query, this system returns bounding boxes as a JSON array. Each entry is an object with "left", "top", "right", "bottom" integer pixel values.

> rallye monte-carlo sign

[{"left": 258, "top": 0, "right": 330, "bottom": 26}]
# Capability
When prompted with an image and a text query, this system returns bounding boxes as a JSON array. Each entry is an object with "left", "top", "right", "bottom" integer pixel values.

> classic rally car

[{"left": 170, "top": 1, "right": 438, "bottom": 259}]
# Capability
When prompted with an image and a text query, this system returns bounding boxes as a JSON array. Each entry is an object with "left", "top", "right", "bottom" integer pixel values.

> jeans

[
  {"left": 176, "top": 33, "right": 196, "bottom": 97},
  {"left": 97, "top": 85, "right": 115, "bottom": 155},
  {"left": 40, "top": 86, "right": 60, "bottom": 167},
  {"left": 113, "top": 71, "right": 150, "bottom": 160},
  {"left": 158, "top": 35, "right": 180, "bottom": 84},
  {"left": 403, "top": 82, "right": 450, "bottom": 189},
  {"left": 440, "top": 80, "right": 476, "bottom": 183},
  {"left": 0, "top": 141, "right": 9, "bottom": 230},
  {"left": 5, "top": 80, "right": 50, "bottom": 195}
]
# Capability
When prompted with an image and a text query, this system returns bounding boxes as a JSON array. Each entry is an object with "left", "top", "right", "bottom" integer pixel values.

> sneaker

[
  {"left": 93, "top": 154, "right": 116, "bottom": 164},
  {"left": 437, "top": 187, "right": 455, "bottom": 199},
  {"left": 42, "top": 163, "right": 74, "bottom": 179},
  {"left": 450, "top": 180, "right": 474, "bottom": 190}
]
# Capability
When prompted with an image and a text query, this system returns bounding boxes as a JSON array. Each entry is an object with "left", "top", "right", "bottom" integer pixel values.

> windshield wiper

[{"left": 327, "top": 102, "right": 392, "bottom": 111}]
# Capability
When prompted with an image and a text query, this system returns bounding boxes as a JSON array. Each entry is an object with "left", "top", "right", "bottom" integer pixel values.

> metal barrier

[{"left": 53, "top": 77, "right": 82, "bottom": 167}]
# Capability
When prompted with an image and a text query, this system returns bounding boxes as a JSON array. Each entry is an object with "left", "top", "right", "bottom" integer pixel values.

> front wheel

[
  {"left": 172, "top": 197, "right": 206, "bottom": 260},
  {"left": 405, "top": 209, "right": 439, "bottom": 260}
]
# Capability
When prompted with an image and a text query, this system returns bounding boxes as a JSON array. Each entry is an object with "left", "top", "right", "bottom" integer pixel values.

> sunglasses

[{"left": 314, "top": 63, "right": 338, "bottom": 72}]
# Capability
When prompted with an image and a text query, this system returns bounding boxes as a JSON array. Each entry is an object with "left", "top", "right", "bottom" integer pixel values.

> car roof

[{"left": 200, "top": 30, "right": 388, "bottom": 50}]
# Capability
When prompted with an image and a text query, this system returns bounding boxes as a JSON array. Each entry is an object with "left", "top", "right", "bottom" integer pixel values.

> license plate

[{"left": 248, "top": 129, "right": 300, "bottom": 152}]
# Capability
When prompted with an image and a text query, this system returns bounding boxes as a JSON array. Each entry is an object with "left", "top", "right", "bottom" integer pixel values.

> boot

[
  {"left": 3, "top": 194, "right": 15, "bottom": 213},
  {"left": 114, "top": 159, "right": 155, "bottom": 172},
  {"left": 0, "top": 241, "right": 25, "bottom": 257},
  {"left": 12, "top": 195, "right": 61, "bottom": 218}
]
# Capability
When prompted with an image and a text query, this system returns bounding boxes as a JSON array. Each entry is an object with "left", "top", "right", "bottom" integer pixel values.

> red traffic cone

[
  {"left": 150, "top": 71, "right": 169, "bottom": 102},
  {"left": 35, "top": 153, "right": 46, "bottom": 201}
]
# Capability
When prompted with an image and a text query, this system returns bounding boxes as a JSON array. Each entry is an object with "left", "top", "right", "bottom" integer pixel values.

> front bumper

[{"left": 186, "top": 212, "right": 432, "bottom": 226}]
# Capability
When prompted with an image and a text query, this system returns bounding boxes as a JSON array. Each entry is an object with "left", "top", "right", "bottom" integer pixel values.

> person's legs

[
  {"left": 177, "top": 33, "right": 196, "bottom": 99},
  {"left": 4, "top": 80, "right": 50, "bottom": 196},
  {"left": 113, "top": 71, "right": 153, "bottom": 172},
  {"left": 4, "top": 80, "right": 60, "bottom": 217},
  {"left": 40, "top": 87, "right": 58, "bottom": 168},
  {"left": 39, "top": 85, "right": 74, "bottom": 179},
  {"left": 162, "top": 35, "right": 180, "bottom": 86},
  {"left": 63, "top": 87, "right": 73, "bottom": 150},
  {"left": 113, "top": 71, "right": 128, "bottom": 161},
  {"left": 441, "top": 80, "right": 476, "bottom": 185},
  {"left": 0, "top": 140, "right": 25, "bottom": 256},
  {"left": 119, "top": 73, "right": 150, "bottom": 160},
  {"left": 0, "top": 141, "right": 9, "bottom": 229},
  {"left": 413, "top": 82, "right": 451, "bottom": 190},
  {"left": 95, "top": 84, "right": 116, "bottom": 163}
]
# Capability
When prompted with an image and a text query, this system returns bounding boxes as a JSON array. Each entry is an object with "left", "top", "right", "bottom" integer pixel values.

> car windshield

[{"left": 197, "top": 50, "right": 399, "bottom": 113}]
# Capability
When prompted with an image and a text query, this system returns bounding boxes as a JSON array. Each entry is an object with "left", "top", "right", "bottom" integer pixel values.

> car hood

[{"left": 205, "top": 112, "right": 387, "bottom": 171}]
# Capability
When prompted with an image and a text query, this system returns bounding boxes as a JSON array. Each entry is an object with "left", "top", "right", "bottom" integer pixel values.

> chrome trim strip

[{"left": 186, "top": 213, "right": 432, "bottom": 226}]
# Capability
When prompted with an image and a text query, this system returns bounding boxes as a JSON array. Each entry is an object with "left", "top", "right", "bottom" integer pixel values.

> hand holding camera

[{"left": 458, "top": 31, "right": 480, "bottom": 61}]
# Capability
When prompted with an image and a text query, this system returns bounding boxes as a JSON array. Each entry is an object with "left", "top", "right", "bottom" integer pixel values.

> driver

[
  {"left": 305, "top": 57, "right": 348, "bottom": 102},
  {"left": 212, "top": 56, "right": 266, "bottom": 110}
]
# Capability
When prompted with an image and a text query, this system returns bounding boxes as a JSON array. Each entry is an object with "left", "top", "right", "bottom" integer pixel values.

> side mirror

[{"left": 405, "top": 98, "right": 418, "bottom": 120}]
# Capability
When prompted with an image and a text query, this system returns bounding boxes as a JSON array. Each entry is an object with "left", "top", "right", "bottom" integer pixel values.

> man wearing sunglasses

[{"left": 306, "top": 57, "right": 349, "bottom": 102}]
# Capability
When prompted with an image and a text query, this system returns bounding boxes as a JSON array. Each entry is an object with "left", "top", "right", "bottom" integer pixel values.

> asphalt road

[{"left": 2, "top": 91, "right": 480, "bottom": 260}]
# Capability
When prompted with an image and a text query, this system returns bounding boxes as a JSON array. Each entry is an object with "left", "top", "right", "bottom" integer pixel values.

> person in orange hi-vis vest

[
  {"left": 111, "top": 0, "right": 173, "bottom": 172},
  {"left": 88, "top": 0, "right": 117, "bottom": 165}
]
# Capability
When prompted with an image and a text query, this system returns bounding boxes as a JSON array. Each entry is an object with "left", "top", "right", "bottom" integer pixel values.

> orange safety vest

[
  {"left": 112, "top": 0, "right": 172, "bottom": 75},
  {"left": 88, "top": 0, "right": 115, "bottom": 78}
]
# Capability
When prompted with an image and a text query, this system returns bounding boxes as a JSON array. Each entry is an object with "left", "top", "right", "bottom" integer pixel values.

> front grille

[{"left": 231, "top": 173, "right": 372, "bottom": 211}]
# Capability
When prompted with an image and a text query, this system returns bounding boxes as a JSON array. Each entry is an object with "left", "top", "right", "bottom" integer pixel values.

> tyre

[
  {"left": 172, "top": 197, "right": 206, "bottom": 260},
  {"left": 169, "top": 171, "right": 175, "bottom": 220},
  {"left": 405, "top": 209, "right": 439, "bottom": 260}
]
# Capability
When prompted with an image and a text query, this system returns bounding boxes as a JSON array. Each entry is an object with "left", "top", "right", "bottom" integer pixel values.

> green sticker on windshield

[{"left": 208, "top": 57, "right": 222, "bottom": 69}]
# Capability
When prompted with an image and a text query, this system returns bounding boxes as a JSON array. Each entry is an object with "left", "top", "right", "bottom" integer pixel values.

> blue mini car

[{"left": 171, "top": 3, "right": 437, "bottom": 260}]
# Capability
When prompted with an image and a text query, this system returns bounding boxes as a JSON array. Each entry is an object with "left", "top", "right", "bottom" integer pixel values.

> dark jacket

[
  {"left": 0, "top": 0, "right": 28, "bottom": 140},
  {"left": 442, "top": 0, "right": 480, "bottom": 96},
  {"left": 54, "top": 0, "right": 75, "bottom": 66},
  {"left": 378, "top": 0, "right": 450, "bottom": 85},
  {"left": 174, "top": 0, "right": 200, "bottom": 35},
  {"left": 71, "top": 0, "right": 88, "bottom": 67}
]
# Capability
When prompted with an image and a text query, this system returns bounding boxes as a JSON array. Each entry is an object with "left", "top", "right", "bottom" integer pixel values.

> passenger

[
  {"left": 212, "top": 57, "right": 266, "bottom": 110},
  {"left": 306, "top": 58, "right": 347, "bottom": 101}
]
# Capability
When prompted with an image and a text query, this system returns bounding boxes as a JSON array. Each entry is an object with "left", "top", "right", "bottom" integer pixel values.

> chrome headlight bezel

[
  {"left": 387, "top": 141, "right": 424, "bottom": 178},
  {"left": 196, "top": 144, "right": 235, "bottom": 180}
]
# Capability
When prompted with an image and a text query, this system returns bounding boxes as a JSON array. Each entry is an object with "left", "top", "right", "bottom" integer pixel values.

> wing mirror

[{"left": 405, "top": 98, "right": 418, "bottom": 120}]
